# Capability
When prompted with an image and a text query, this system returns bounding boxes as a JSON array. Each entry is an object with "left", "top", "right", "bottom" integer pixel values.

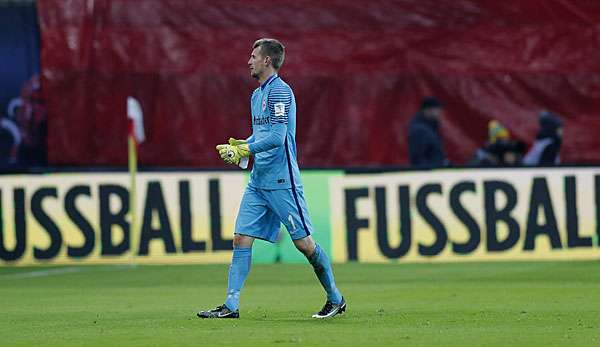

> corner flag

[{"left": 127, "top": 96, "right": 144, "bottom": 259}]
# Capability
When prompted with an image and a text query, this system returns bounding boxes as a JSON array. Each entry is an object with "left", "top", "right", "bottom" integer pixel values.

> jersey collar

[{"left": 260, "top": 73, "right": 279, "bottom": 90}]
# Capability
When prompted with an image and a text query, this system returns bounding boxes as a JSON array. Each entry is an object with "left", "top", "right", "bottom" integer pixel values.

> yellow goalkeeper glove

[
  {"left": 227, "top": 138, "right": 247, "bottom": 146},
  {"left": 216, "top": 138, "right": 251, "bottom": 165}
]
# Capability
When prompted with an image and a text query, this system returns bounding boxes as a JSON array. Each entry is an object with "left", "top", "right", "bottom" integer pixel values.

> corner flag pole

[
  {"left": 128, "top": 118, "right": 138, "bottom": 262},
  {"left": 127, "top": 96, "right": 145, "bottom": 263}
]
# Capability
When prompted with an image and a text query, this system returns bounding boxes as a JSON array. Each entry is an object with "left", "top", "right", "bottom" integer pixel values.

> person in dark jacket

[
  {"left": 523, "top": 111, "right": 563, "bottom": 166},
  {"left": 408, "top": 96, "right": 447, "bottom": 168}
]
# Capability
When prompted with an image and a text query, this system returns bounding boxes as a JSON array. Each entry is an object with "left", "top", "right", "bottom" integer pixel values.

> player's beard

[{"left": 250, "top": 65, "right": 262, "bottom": 79}]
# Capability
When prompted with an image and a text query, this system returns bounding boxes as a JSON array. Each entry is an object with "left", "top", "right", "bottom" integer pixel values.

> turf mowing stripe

[{"left": 0, "top": 267, "right": 82, "bottom": 279}]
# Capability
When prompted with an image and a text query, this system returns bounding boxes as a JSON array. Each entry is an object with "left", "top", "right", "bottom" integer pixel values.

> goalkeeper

[{"left": 198, "top": 38, "right": 345, "bottom": 319}]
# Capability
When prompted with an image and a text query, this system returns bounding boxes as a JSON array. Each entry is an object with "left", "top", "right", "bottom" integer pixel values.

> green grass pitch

[{"left": 1, "top": 261, "right": 599, "bottom": 346}]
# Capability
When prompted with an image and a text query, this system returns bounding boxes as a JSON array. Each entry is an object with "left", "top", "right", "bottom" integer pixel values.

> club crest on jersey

[{"left": 262, "top": 98, "right": 267, "bottom": 111}]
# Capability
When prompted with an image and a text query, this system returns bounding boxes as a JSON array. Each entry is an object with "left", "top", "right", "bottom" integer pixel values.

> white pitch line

[{"left": 0, "top": 267, "right": 83, "bottom": 279}]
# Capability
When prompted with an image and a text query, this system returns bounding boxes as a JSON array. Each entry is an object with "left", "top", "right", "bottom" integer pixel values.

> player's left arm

[{"left": 247, "top": 85, "right": 291, "bottom": 154}]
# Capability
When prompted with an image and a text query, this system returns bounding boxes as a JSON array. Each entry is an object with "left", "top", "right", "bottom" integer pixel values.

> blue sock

[
  {"left": 307, "top": 244, "right": 342, "bottom": 304},
  {"left": 224, "top": 247, "right": 252, "bottom": 311}
]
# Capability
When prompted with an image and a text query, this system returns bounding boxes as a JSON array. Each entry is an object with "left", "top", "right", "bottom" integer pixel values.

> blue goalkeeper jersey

[{"left": 247, "top": 74, "right": 302, "bottom": 190}]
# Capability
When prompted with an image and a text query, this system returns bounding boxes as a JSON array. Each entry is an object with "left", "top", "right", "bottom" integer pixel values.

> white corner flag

[{"left": 127, "top": 96, "right": 145, "bottom": 143}]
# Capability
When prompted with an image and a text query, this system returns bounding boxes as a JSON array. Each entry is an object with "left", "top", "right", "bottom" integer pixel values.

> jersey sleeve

[
  {"left": 268, "top": 85, "right": 292, "bottom": 124},
  {"left": 247, "top": 83, "right": 291, "bottom": 154}
]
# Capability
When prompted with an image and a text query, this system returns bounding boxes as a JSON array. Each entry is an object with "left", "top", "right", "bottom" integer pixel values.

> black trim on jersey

[
  {"left": 284, "top": 137, "right": 311, "bottom": 236},
  {"left": 267, "top": 84, "right": 291, "bottom": 125}
]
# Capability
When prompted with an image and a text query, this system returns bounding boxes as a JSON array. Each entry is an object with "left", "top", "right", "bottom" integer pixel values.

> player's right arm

[
  {"left": 216, "top": 85, "right": 290, "bottom": 164},
  {"left": 247, "top": 85, "right": 291, "bottom": 154}
]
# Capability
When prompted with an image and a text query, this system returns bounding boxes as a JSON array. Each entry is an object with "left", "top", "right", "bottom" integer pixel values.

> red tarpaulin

[{"left": 37, "top": 0, "right": 600, "bottom": 167}]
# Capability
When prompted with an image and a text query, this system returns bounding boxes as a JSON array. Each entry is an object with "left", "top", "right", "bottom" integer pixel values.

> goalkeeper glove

[
  {"left": 216, "top": 139, "right": 251, "bottom": 165},
  {"left": 228, "top": 137, "right": 247, "bottom": 146},
  {"left": 228, "top": 138, "right": 251, "bottom": 169}
]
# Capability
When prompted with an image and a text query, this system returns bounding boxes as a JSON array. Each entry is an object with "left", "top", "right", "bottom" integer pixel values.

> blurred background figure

[
  {"left": 523, "top": 111, "right": 563, "bottom": 166},
  {"left": 0, "top": 107, "right": 21, "bottom": 168},
  {"left": 469, "top": 120, "right": 525, "bottom": 166},
  {"left": 16, "top": 75, "right": 47, "bottom": 166},
  {"left": 408, "top": 97, "right": 448, "bottom": 168}
]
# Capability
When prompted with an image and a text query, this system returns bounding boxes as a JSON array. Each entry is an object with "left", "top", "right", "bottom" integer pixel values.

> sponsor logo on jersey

[{"left": 253, "top": 115, "right": 270, "bottom": 125}]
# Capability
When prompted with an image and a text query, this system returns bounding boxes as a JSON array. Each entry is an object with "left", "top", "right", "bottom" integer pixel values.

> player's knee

[
  {"left": 294, "top": 236, "right": 315, "bottom": 256},
  {"left": 233, "top": 234, "right": 254, "bottom": 248}
]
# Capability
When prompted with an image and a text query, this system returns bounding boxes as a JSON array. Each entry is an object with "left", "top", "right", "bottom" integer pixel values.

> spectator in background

[
  {"left": 408, "top": 96, "right": 448, "bottom": 168},
  {"left": 469, "top": 120, "right": 525, "bottom": 166},
  {"left": 523, "top": 111, "right": 563, "bottom": 166},
  {"left": 0, "top": 108, "right": 21, "bottom": 167},
  {"left": 16, "top": 75, "right": 47, "bottom": 166},
  {"left": 7, "top": 97, "right": 23, "bottom": 120}
]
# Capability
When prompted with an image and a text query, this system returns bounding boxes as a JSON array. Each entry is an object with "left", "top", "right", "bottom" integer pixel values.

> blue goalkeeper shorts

[{"left": 235, "top": 185, "right": 313, "bottom": 243}]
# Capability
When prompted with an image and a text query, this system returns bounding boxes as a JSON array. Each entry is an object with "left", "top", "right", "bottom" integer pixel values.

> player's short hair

[{"left": 253, "top": 38, "right": 285, "bottom": 70}]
